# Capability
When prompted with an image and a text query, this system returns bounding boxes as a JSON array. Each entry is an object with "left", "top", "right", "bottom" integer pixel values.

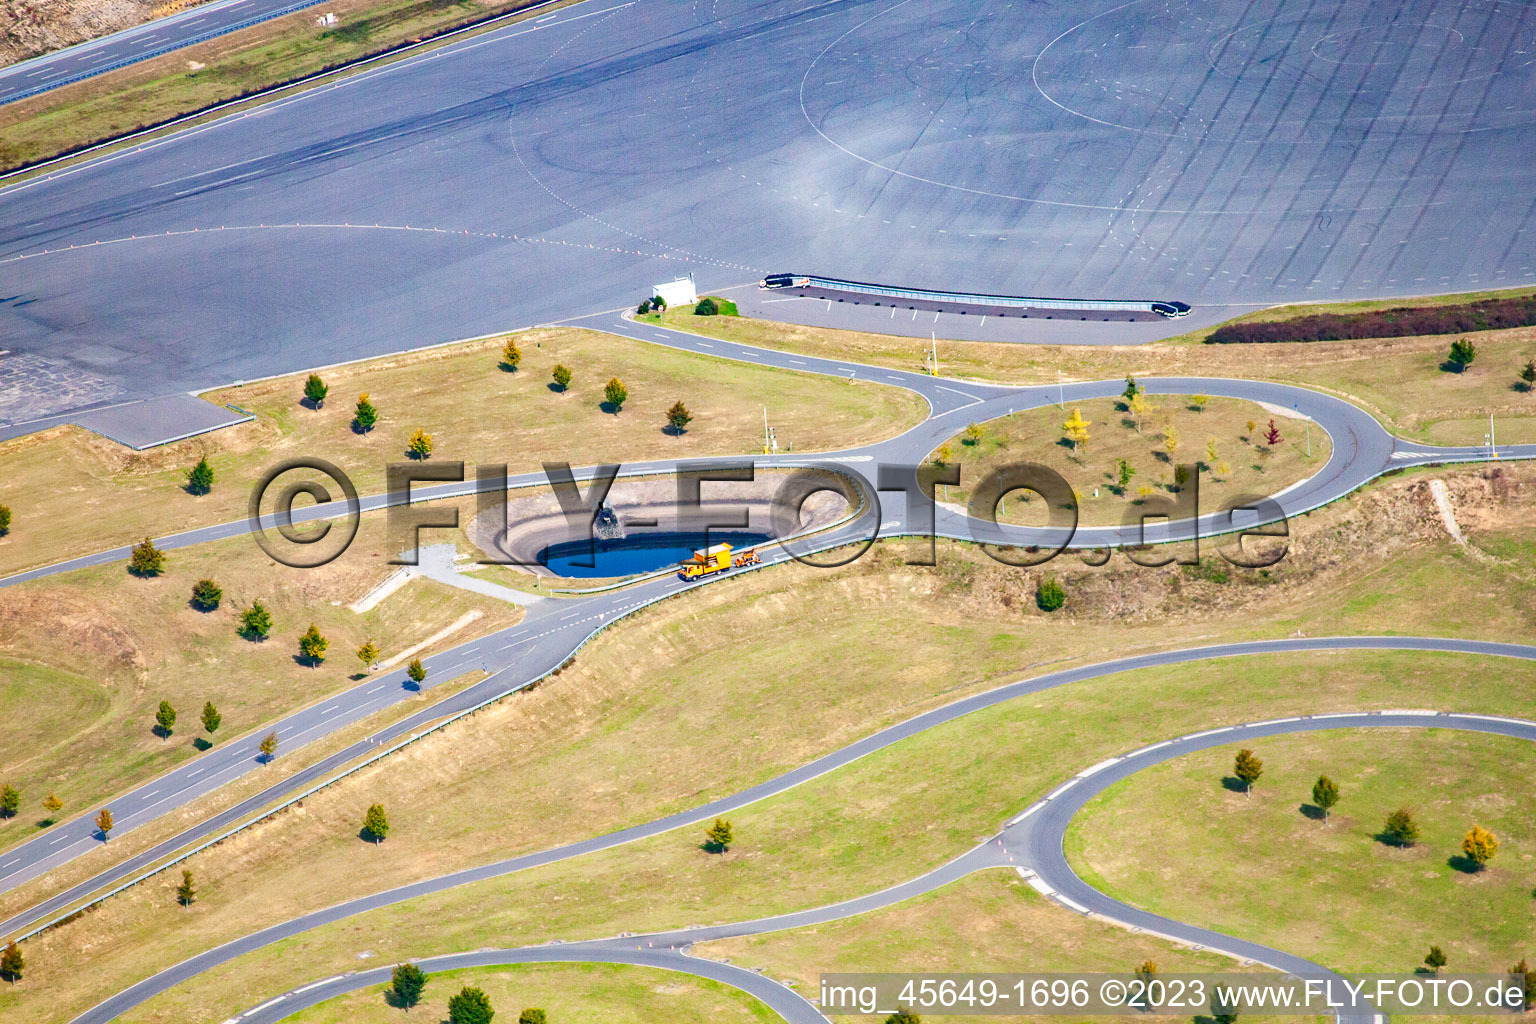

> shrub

[
  {"left": 694, "top": 296, "right": 720, "bottom": 316},
  {"left": 500, "top": 337, "right": 521, "bottom": 370},
  {"left": 190, "top": 578, "right": 223, "bottom": 611},
  {"left": 1448, "top": 338, "right": 1477, "bottom": 371},
  {"left": 551, "top": 364, "right": 572, "bottom": 391},
  {"left": 0, "top": 503, "right": 9, "bottom": 536},
  {"left": 240, "top": 599, "right": 273, "bottom": 640},
  {"left": 303, "top": 373, "right": 329, "bottom": 407},
  {"left": 604, "top": 377, "right": 628, "bottom": 411},
  {"left": 186, "top": 456, "right": 214, "bottom": 495},
  {"left": 1036, "top": 577, "right": 1065, "bottom": 611},
  {"left": 128, "top": 537, "right": 166, "bottom": 577},
  {"left": 1205, "top": 294, "right": 1536, "bottom": 344}
]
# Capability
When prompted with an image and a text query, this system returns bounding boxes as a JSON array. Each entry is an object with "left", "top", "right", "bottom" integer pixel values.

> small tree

[
  {"left": 176, "top": 869, "right": 197, "bottom": 906},
  {"left": 1233, "top": 748, "right": 1263, "bottom": 794},
  {"left": 0, "top": 940, "right": 22, "bottom": 984},
  {"left": 353, "top": 393, "right": 379, "bottom": 433},
  {"left": 1462, "top": 824, "right": 1499, "bottom": 869},
  {"left": 406, "top": 658, "right": 427, "bottom": 687},
  {"left": 407, "top": 428, "right": 433, "bottom": 460},
  {"left": 392, "top": 963, "right": 427, "bottom": 1008},
  {"left": 1311, "top": 775, "right": 1339, "bottom": 821},
  {"left": 259, "top": 732, "right": 280, "bottom": 762},
  {"left": 1521, "top": 360, "right": 1536, "bottom": 392},
  {"left": 129, "top": 536, "right": 166, "bottom": 577},
  {"left": 304, "top": 373, "right": 329, "bottom": 407},
  {"left": 298, "top": 623, "right": 329, "bottom": 666},
  {"left": 201, "top": 701, "right": 222, "bottom": 740},
  {"left": 1424, "top": 945, "right": 1448, "bottom": 974},
  {"left": 1036, "top": 576, "right": 1065, "bottom": 612},
  {"left": 357, "top": 640, "right": 381, "bottom": 671},
  {"left": 1448, "top": 338, "right": 1477, "bottom": 372},
  {"left": 1117, "top": 459, "right": 1135, "bottom": 492},
  {"left": 0, "top": 784, "right": 17, "bottom": 818},
  {"left": 1245, "top": 418, "right": 1257, "bottom": 439},
  {"left": 1122, "top": 375, "right": 1141, "bottom": 401},
  {"left": 705, "top": 817, "right": 733, "bottom": 852},
  {"left": 933, "top": 444, "right": 952, "bottom": 466},
  {"left": 1128, "top": 391, "right": 1148, "bottom": 433},
  {"left": 885, "top": 1013, "right": 921, "bottom": 1024},
  {"left": 0, "top": 503, "right": 10, "bottom": 536},
  {"left": 96, "top": 806, "right": 115, "bottom": 839},
  {"left": 186, "top": 455, "right": 214, "bottom": 495},
  {"left": 1163, "top": 423, "right": 1180, "bottom": 457},
  {"left": 1263, "top": 419, "right": 1282, "bottom": 448},
  {"left": 501, "top": 337, "right": 521, "bottom": 371},
  {"left": 155, "top": 700, "right": 177, "bottom": 738},
  {"left": 41, "top": 793, "right": 63, "bottom": 825},
  {"left": 1205, "top": 438, "right": 1219, "bottom": 469},
  {"left": 518, "top": 1010, "right": 547, "bottom": 1024},
  {"left": 1191, "top": 394, "right": 1209, "bottom": 413},
  {"left": 190, "top": 578, "right": 223, "bottom": 611},
  {"left": 963, "top": 422, "right": 985, "bottom": 446},
  {"left": 1062, "top": 407, "right": 1091, "bottom": 457},
  {"left": 448, "top": 985, "right": 495, "bottom": 1024},
  {"left": 240, "top": 599, "right": 273, "bottom": 640},
  {"left": 651, "top": 294, "right": 667, "bottom": 312},
  {"left": 1381, "top": 806, "right": 1420, "bottom": 847},
  {"left": 695, "top": 296, "right": 720, "bottom": 316},
  {"left": 551, "top": 364, "right": 572, "bottom": 391},
  {"left": 1510, "top": 959, "right": 1534, "bottom": 1012},
  {"left": 666, "top": 400, "right": 693, "bottom": 435},
  {"left": 362, "top": 803, "right": 390, "bottom": 843},
  {"left": 604, "top": 376, "right": 628, "bottom": 411}
]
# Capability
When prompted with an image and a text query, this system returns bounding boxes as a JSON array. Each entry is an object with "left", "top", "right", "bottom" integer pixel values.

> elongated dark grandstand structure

[{"left": 761, "top": 274, "right": 1192, "bottom": 321}]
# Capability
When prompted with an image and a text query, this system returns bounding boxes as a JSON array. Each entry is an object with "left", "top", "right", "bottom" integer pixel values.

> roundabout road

[
  {"left": 3, "top": 312, "right": 1533, "bottom": 928},
  {"left": 64, "top": 635, "right": 1536, "bottom": 1024}
]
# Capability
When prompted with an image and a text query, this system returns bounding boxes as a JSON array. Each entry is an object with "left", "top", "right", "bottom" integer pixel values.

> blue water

[{"left": 537, "top": 531, "right": 773, "bottom": 579}]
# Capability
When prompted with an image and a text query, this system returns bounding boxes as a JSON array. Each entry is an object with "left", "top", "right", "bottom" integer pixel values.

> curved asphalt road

[
  {"left": 4, "top": 314, "right": 1533, "bottom": 931},
  {"left": 64, "top": 635, "right": 1536, "bottom": 1024}
]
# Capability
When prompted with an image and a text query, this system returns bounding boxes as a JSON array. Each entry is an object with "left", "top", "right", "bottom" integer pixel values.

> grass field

[
  {"left": 0, "top": 326, "right": 923, "bottom": 577},
  {"left": 281, "top": 961, "right": 779, "bottom": 1024},
  {"left": 699, "top": 871, "right": 1315, "bottom": 1024},
  {"left": 653, "top": 303, "right": 1536, "bottom": 445},
  {"left": 9, "top": 460, "right": 1536, "bottom": 1021},
  {"left": 936, "top": 396, "right": 1330, "bottom": 527},
  {"left": 0, "top": 498, "right": 520, "bottom": 851},
  {"left": 0, "top": 0, "right": 587, "bottom": 172},
  {"left": 1067, "top": 730, "right": 1536, "bottom": 975}
]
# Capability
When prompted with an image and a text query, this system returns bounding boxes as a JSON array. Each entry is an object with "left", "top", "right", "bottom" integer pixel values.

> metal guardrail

[{"left": 775, "top": 273, "right": 1181, "bottom": 314}]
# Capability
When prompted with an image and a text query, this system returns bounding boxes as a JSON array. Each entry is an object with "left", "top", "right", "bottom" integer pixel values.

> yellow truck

[{"left": 678, "top": 543, "right": 760, "bottom": 579}]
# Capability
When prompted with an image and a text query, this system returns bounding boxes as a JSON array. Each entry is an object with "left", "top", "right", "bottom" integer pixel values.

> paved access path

[
  {"left": 68, "top": 636, "right": 1536, "bottom": 1024},
  {"left": 3, "top": 312, "right": 1531, "bottom": 932}
]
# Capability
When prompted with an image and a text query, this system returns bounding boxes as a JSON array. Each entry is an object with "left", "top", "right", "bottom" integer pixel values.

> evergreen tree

[
  {"left": 201, "top": 701, "right": 222, "bottom": 739},
  {"left": 1510, "top": 959, "right": 1534, "bottom": 1012},
  {"left": 186, "top": 455, "right": 214, "bottom": 495},
  {"left": 1117, "top": 459, "right": 1135, "bottom": 491},
  {"left": 362, "top": 803, "right": 390, "bottom": 843},
  {"left": 1122, "top": 375, "right": 1141, "bottom": 401},
  {"left": 353, "top": 393, "right": 379, "bottom": 433},
  {"left": 391, "top": 963, "right": 427, "bottom": 1008},
  {"left": 1424, "top": 946, "right": 1448, "bottom": 974},
  {"left": 298, "top": 623, "right": 329, "bottom": 665},
  {"left": 304, "top": 373, "right": 329, "bottom": 407},
  {"left": 0, "top": 940, "right": 22, "bottom": 983},
  {"left": 604, "top": 377, "right": 628, "bottom": 411},
  {"left": 448, "top": 985, "right": 495, "bottom": 1024},
  {"left": 155, "top": 700, "right": 177, "bottom": 737},
  {"left": 129, "top": 536, "right": 166, "bottom": 577},
  {"left": 551, "top": 364, "right": 572, "bottom": 391},
  {"left": 884, "top": 1014, "right": 920, "bottom": 1024},
  {"left": 517, "top": 1010, "right": 547, "bottom": 1024},
  {"left": 694, "top": 296, "right": 720, "bottom": 316},
  {"left": 0, "top": 503, "right": 10, "bottom": 536},
  {"left": 1447, "top": 338, "right": 1477, "bottom": 371},
  {"left": 1233, "top": 749, "right": 1263, "bottom": 794},
  {"left": 191, "top": 578, "right": 223, "bottom": 611},
  {"left": 1381, "top": 807, "right": 1420, "bottom": 847},
  {"left": 1311, "top": 775, "right": 1339, "bottom": 821},
  {"left": 240, "top": 599, "right": 274, "bottom": 640},
  {"left": 0, "top": 784, "right": 17, "bottom": 818},
  {"left": 176, "top": 869, "right": 197, "bottom": 906},
  {"left": 1521, "top": 360, "right": 1536, "bottom": 391},
  {"left": 1036, "top": 577, "right": 1065, "bottom": 612},
  {"left": 407, "top": 428, "right": 433, "bottom": 460},
  {"left": 666, "top": 400, "right": 693, "bottom": 435},
  {"left": 705, "top": 817, "right": 733, "bottom": 852}
]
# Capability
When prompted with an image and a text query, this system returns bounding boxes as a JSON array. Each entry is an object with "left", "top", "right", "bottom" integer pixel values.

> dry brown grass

[
  {"left": 6, "top": 462, "right": 1535, "bottom": 1023},
  {"left": 0, "top": 326, "right": 923, "bottom": 577}
]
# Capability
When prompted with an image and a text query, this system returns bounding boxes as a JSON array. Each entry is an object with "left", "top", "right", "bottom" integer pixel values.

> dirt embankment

[{"left": 0, "top": 0, "right": 210, "bottom": 67}]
